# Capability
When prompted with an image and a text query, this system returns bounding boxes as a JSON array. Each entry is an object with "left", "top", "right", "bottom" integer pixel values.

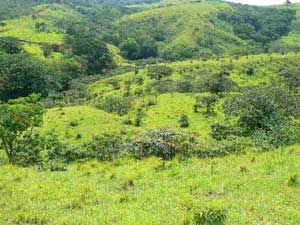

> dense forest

[{"left": 1, "top": 0, "right": 300, "bottom": 224}]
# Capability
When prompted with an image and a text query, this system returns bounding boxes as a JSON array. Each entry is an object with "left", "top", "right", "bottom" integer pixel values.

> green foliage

[
  {"left": 179, "top": 113, "right": 190, "bottom": 128},
  {"left": 35, "top": 22, "right": 48, "bottom": 33},
  {"left": 68, "top": 30, "right": 116, "bottom": 74},
  {"left": 148, "top": 65, "right": 174, "bottom": 80},
  {"left": 194, "top": 95, "right": 219, "bottom": 115},
  {"left": 0, "top": 94, "right": 44, "bottom": 165},
  {"left": 84, "top": 133, "right": 124, "bottom": 161},
  {"left": 134, "top": 107, "right": 144, "bottom": 127},
  {"left": 195, "top": 73, "right": 236, "bottom": 94},
  {"left": 0, "top": 37, "right": 23, "bottom": 54},
  {"left": 0, "top": 53, "right": 58, "bottom": 101},
  {"left": 94, "top": 95, "right": 134, "bottom": 116},
  {"left": 193, "top": 208, "right": 227, "bottom": 225},
  {"left": 196, "top": 136, "right": 251, "bottom": 158},
  {"left": 288, "top": 175, "right": 299, "bottom": 187},
  {"left": 120, "top": 37, "right": 140, "bottom": 60},
  {"left": 129, "top": 127, "right": 198, "bottom": 160},
  {"left": 224, "top": 85, "right": 300, "bottom": 134},
  {"left": 0, "top": 0, "right": 38, "bottom": 20},
  {"left": 219, "top": 6, "right": 296, "bottom": 46},
  {"left": 46, "top": 132, "right": 88, "bottom": 163},
  {"left": 210, "top": 123, "right": 241, "bottom": 141}
]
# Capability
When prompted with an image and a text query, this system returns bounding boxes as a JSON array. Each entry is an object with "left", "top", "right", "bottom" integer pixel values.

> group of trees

[{"left": 219, "top": 5, "right": 296, "bottom": 48}]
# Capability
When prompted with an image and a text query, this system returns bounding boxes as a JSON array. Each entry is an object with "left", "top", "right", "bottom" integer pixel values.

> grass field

[{"left": 1, "top": 147, "right": 300, "bottom": 224}]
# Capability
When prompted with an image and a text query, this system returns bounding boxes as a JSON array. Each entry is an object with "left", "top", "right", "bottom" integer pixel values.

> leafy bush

[
  {"left": 196, "top": 136, "right": 252, "bottom": 158},
  {"left": 13, "top": 132, "right": 45, "bottom": 167},
  {"left": 193, "top": 208, "right": 227, "bottom": 225},
  {"left": 195, "top": 73, "right": 237, "bottom": 94},
  {"left": 194, "top": 95, "right": 219, "bottom": 114},
  {"left": 84, "top": 133, "right": 124, "bottom": 161},
  {"left": 0, "top": 94, "right": 44, "bottom": 165},
  {"left": 94, "top": 95, "right": 134, "bottom": 116},
  {"left": 0, "top": 37, "right": 23, "bottom": 54},
  {"left": 129, "top": 127, "right": 198, "bottom": 160},
  {"left": 179, "top": 113, "right": 190, "bottom": 128},
  {"left": 0, "top": 53, "right": 59, "bottom": 101},
  {"left": 67, "top": 30, "right": 116, "bottom": 74},
  {"left": 211, "top": 123, "right": 242, "bottom": 141},
  {"left": 224, "top": 85, "right": 300, "bottom": 134},
  {"left": 147, "top": 65, "right": 173, "bottom": 80}
]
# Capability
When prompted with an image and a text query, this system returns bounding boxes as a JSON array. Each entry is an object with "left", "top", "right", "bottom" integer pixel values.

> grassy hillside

[
  {"left": 41, "top": 52, "right": 300, "bottom": 144},
  {"left": 1, "top": 1, "right": 300, "bottom": 225},
  {"left": 1, "top": 147, "right": 300, "bottom": 224},
  {"left": 0, "top": 4, "right": 80, "bottom": 59},
  {"left": 113, "top": 1, "right": 300, "bottom": 60}
]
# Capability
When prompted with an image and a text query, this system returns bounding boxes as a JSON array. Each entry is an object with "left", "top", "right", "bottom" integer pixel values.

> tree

[
  {"left": 194, "top": 95, "right": 219, "bottom": 115},
  {"left": 0, "top": 37, "right": 23, "bottom": 54},
  {"left": 179, "top": 113, "right": 190, "bottom": 128},
  {"left": 120, "top": 37, "right": 140, "bottom": 60},
  {"left": 148, "top": 65, "right": 174, "bottom": 80},
  {"left": 224, "top": 85, "right": 300, "bottom": 134},
  {"left": 129, "top": 127, "right": 198, "bottom": 161},
  {"left": 0, "top": 94, "right": 44, "bottom": 164},
  {"left": 0, "top": 53, "right": 58, "bottom": 101},
  {"left": 196, "top": 73, "right": 236, "bottom": 94},
  {"left": 70, "top": 31, "right": 115, "bottom": 75}
]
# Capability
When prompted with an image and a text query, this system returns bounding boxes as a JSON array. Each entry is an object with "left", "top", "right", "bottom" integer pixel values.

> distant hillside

[{"left": 111, "top": 1, "right": 299, "bottom": 60}]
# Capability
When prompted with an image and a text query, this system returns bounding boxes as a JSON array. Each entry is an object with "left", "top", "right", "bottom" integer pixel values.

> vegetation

[{"left": 1, "top": 0, "right": 300, "bottom": 224}]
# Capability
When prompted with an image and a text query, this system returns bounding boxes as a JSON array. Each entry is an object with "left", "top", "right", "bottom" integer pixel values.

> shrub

[
  {"left": 84, "top": 133, "right": 124, "bottom": 161},
  {"left": 128, "top": 127, "right": 198, "bottom": 160},
  {"left": 46, "top": 132, "right": 88, "bottom": 163},
  {"left": 196, "top": 136, "right": 252, "bottom": 158},
  {"left": 194, "top": 95, "right": 219, "bottom": 115},
  {"left": 195, "top": 73, "right": 236, "bottom": 94},
  {"left": 0, "top": 94, "right": 44, "bottom": 165},
  {"left": 134, "top": 108, "right": 144, "bottom": 127},
  {"left": 147, "top": 65, "right": 173, "bottom": 80},
  {"left": 288, "top": 175, "right": 299, "bottom": 187},
  {"left": 94, "top": 95, "right": 134, "bottom": 116},
  {"left": 210, "top": 123, "right": 242, "bottom": 141},
  {"left": 224, "top": 85, "right": 300, "bottom": 134},
  {"left": 193, "top": 208, "right": 227, "bottom": 225},
  {"left": 13, "top": 132, "right": 45, "bottom": 167},
  {"left": 0, "top": 36, "right": 23, "bottom": 54},
  {"left": 106, "top": 78, "right": 121, "bottom": 90},
  {"left": 179, "top": 113, "right": 190, "bottom": 128}
]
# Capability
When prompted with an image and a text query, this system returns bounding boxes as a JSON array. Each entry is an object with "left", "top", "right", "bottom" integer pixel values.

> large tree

[
  {"left": 0, "top": 53, "right": 58, "bottom": 101},
  {"left": 69, "top": 31, "right": 116, "bottom": 75},
  {"left": 0, "top": 94, "right": 44, "bottom": 164}
]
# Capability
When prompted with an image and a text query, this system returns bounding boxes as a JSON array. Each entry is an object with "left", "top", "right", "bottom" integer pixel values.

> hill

[
  {"left": 41, "top": 52, "right": 300, "bottom": 144},
  {"left": 1, "top": 1, "right": 300, "bottom": 225},
  {"left": 112, "top": 1, "right": 300, "bottom": 60}
]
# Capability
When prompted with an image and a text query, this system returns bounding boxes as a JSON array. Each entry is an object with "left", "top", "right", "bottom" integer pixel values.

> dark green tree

[
  {"left": 0, "top": 37, "right": 23, "bottom": 54},
  {"left": 120, "top": 37, "right": 140, "bottom": 60},
  {"left": 179, "top": 113, "right": 190, "bottom": 128},
  {"left": 0, "top": 53, "right": 58, "bottom": 101},
  {"left": 148, "top": 65, "right": 174, "bottom": 81},
  {"left": 70, "top": 31, "right": 115, "bottom": 75}
]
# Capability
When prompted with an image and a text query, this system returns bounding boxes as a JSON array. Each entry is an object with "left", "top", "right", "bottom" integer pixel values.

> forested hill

[{"left": 0, "top": 0, "right": 299, "bottom": 61}]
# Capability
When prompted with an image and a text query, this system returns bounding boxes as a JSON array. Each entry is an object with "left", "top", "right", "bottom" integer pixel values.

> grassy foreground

[{"left": 1, "top": 147, "right": 300, "bottom": 225}]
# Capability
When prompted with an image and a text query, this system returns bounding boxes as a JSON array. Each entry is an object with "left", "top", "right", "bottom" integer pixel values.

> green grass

[
  {"left": 0, "top": 3, "right": 80, "bottom": 60},
  {"left": 41, "top": 106, "right": 135, "bottom": 144},
  {"left": 119, "top": 1, "right": 246, "bottom": 59},
  {"left": 1, "top": 147, "right": 300, "bottom": 224},
  {"left": 42, "top": 52, "right": 300, "bottom": 145}
]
